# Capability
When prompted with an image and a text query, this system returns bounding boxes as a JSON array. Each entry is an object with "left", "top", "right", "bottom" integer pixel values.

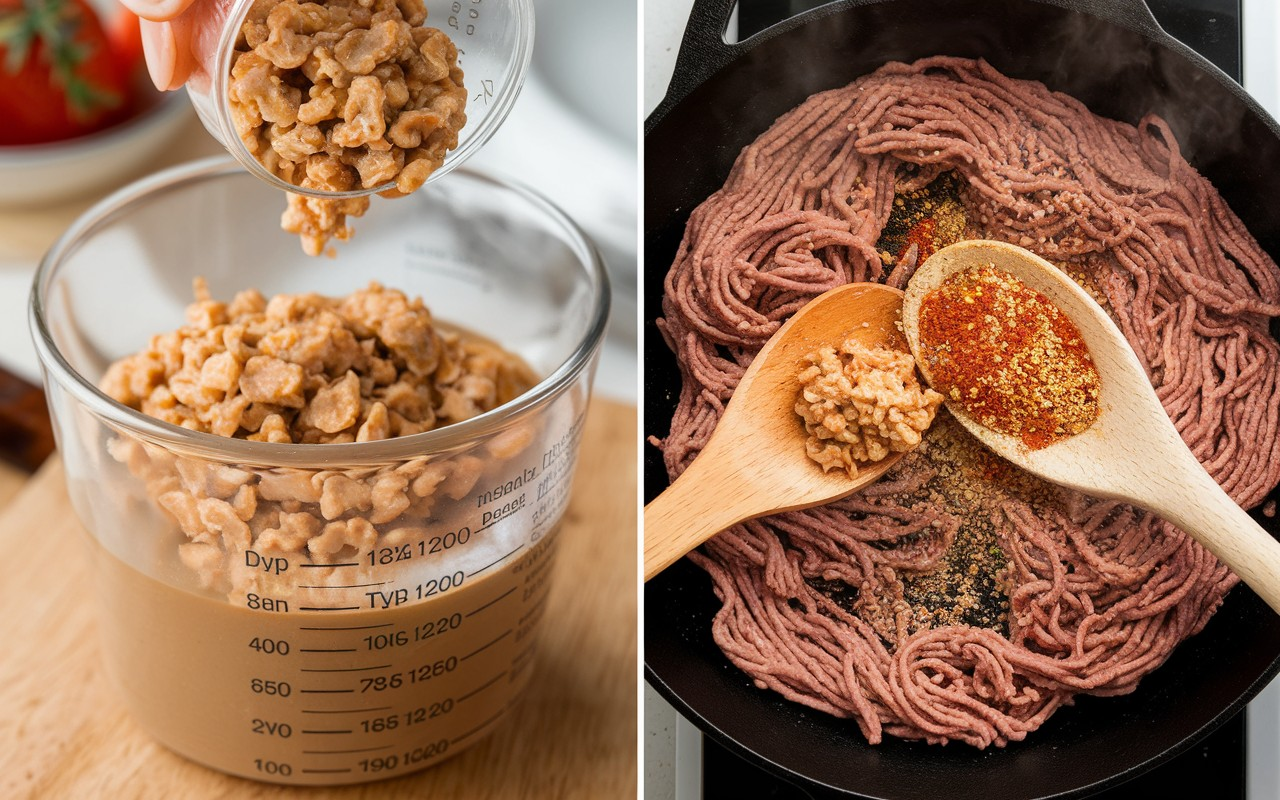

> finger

[
  {"left": 118, "top": 0, "right": 197, "bottom": 23},
  {"left": 140, "top": 20, "right": 187, "bottom": 90},
  {"left": 141, "top": 1, "right": 229, "bottom": 92}
]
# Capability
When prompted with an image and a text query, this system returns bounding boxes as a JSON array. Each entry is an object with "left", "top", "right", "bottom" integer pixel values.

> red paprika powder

[{"left": 916, "top": 264, "right": 1100, "bottom": 449}]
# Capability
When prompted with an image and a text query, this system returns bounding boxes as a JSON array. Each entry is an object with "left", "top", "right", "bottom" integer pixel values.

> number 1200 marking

[{"left": 417, "top": 571, "right": 464, "bottom": 599}]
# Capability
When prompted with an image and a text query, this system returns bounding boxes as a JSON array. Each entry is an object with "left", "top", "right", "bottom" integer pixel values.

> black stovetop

[{"left": 702, "top": 1, "right": 1247, "bottom": 798}]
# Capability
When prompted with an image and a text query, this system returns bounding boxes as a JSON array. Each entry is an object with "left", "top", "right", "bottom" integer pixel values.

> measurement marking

[
  {"left": 461, "top": 629, "right": 511, "bottom": 662},
  {"left": 298, "top": 581, "right": 388, "bottom": 589},
  {"left": 466, "top": 586, "right": 516, "bottom": 618},
  {"left": 299, "top": 606, "right": 361, "bottom": 612},
  {"left": 468, "top": 544, "right": 524, "bottom": 578},
  {"left": 410, "top": 262, "right": 490, "bottom": 288},
  {"left": 302, "top": 745, "right": 393, "bottom": 755},
  {"left": 457, "top": 670, "right": 508, "bottom": 702},
  {"left": 449, "top": 707, "right": 507, "bottom": 746},
  {"left": 301, "top": 664, "right": 391, "bottom": 673},
  {"left": 302, "top": 729, "right": 353, "bottom": 735},
  {"left": 299, "top": 648, "right": 358, "bottom": 653},
  {"left": 302, "top": 707, "right": 391, "bottom": 715},
  {"left": 518, "top": 592, "right": 551, "bottom": 626},
  {"left": 299, "top": 689, "right": 356, "bottom": 694},
  {"left": 301, "top": 768, "right": 353, "bottom": 775},
  {"left": 299, "top": 623, "right": 393, "bottom": 631},
  {"left": 300, "top": 562, "right": 358, "bottom": 569}
]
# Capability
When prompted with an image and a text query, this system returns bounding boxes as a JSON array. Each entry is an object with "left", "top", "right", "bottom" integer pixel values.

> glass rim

[
  {"left": 209, "top": 0, "right": 536, "bottom": 199},
  {"left": 29, "top": 156, "right": 610, "bottom": 467}
]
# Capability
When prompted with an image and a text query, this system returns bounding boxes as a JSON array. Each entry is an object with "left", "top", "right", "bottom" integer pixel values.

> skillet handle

[
  {"left": 648, "top": 0, "right": 740, "bottom": 128},
  {"left": 676, "top": 0, "right": 739, "bottom": 64},
  {"left": 1043, "top": 0, "right": 1166, "bottom": 39}
]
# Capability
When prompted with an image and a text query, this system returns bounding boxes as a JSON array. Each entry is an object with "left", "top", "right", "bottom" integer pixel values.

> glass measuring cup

[
  {"left": 30, "top": 157, "right": 608, "bottom": 785},
  {"left": 183, "top": 0, "right": 534, "bottom": 198}
]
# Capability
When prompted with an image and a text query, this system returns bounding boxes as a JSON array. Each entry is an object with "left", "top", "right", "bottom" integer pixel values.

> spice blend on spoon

[{"left": 916, "top": 264, "right": 1101, "bottom": 449}]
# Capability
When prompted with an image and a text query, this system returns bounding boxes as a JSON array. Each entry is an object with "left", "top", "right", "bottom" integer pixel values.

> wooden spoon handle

[
  {"left": 1147, "top": 463, "right": 1280, "bottom": 615},
  {"left": 643, "top": 453, "right": 758, "bottom": 582}
]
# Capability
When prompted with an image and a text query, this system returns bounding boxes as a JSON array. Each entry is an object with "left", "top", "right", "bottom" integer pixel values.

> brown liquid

[{"left": 92, "top": 527, "right": 560, "bottom": 786}]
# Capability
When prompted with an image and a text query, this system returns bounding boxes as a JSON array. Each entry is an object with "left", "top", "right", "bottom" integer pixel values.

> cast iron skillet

[{"left": 644, "top": 1, "right": 1280, "bottom": 797}]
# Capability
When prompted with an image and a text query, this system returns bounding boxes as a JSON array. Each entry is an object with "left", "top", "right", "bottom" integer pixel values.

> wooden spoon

[
  {"left": 902, "top": 239, "right": 1280, "bottom": 614},
  {"left": 644, "top": 283, "right": 911, "bottom": 582}
]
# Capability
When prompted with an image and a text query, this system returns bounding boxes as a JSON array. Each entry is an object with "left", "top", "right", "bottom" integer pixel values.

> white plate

[{"left": 0, "top": 91, "right": 192, "bottom": 208}]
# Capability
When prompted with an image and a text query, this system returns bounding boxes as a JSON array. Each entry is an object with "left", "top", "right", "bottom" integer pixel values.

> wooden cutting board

[{"left": 0, "top": 399, "right": 637, "bottom": 799}]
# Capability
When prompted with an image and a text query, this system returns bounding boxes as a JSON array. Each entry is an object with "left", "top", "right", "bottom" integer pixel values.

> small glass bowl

[{"left": 184, "top": 0, "right": 534, "bottom": 199}]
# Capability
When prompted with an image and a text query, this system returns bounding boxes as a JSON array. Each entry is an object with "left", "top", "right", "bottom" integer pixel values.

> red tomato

[
  {"left": 0, "top": 0, "right": 135, "bottom": 145},
  {"left": 106, "top": 7, "right": 143, "bottom": 78}
]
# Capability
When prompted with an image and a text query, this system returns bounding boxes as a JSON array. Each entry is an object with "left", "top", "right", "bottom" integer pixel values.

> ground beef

[{"left": 653, "top": 56, "right": 1280, "bottom": 748}]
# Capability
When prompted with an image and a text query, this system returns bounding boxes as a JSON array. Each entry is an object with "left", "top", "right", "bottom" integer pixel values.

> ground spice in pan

[
  {"left": 878, "top": 172, "right": 967, "bottom": 267},
  {"left": 894, "top": 415, "right": 1025, "bottom": 634},
  {"left": 916, "top": 265, "right": 1101, "bottom": 448}
]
